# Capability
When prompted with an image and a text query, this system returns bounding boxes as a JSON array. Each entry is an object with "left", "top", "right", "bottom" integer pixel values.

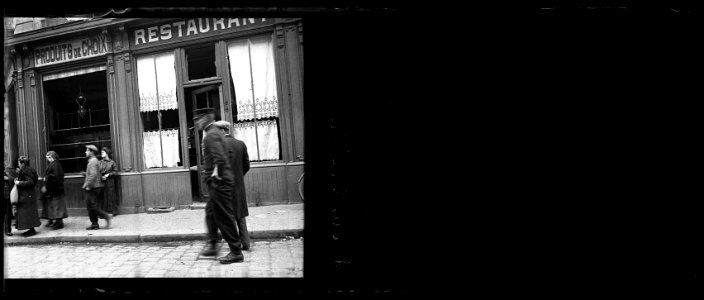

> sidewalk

[{"left": 4, "top": 203, "right": 303, "bottom": 245}]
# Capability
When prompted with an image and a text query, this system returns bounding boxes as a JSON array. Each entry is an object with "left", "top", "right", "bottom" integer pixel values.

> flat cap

[
  {"left": 213, "top": 120, "right": 231, "bottom": 129},
  {"left": 86, "top": 144, "right": 98, "bottom": 152}
]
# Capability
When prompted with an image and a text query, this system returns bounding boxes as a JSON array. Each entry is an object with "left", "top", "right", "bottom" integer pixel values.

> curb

[
  {"left": 146, "top": 207, "right": 176, "bottom": 214},
  {"left": 4, "top": 229, "right": 303, "bottom": 245}
]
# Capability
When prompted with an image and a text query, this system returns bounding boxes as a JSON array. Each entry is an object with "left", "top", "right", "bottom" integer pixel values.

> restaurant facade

[{"left": 4, "top": 17, "right": 304, "bottom": 215}]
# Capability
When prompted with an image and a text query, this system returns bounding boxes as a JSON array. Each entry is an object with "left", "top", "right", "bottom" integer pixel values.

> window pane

[
  {"left": 141, "top": 111, "right": 159, "bottom": 131},
  {"left": 249, "top": 35, "right": 278, "bottom": 119},
  {"left": 232, "top": 118, "right": 281, "bottom": 162},
  {"left": 186, "top": 44, "right": 216, "bottom": 80},
  {"left": 161, "top": 109, "right": 180, "bottom": 130},
  {"left": 137, "top": 51, "right": 182, "bottom": 169},
  {"left": 227, "top": 34, "right": 282, "bottom": 162}
]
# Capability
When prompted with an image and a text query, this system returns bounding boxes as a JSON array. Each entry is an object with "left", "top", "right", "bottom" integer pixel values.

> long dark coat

[
  {"left": 202, "top": 126, "right": 234, "bottom": 184},
  {"left": 15, "top": 166, "right": 41, "bottom": 230},
  {"left": 99, "top": 158, "right": 119, "bottom": 213},
  {"left": 41, "top": 160, "right": 68, "bottom": 220},
  {"left": 224, "top": 134, "right": 250, "bottom": 219}
]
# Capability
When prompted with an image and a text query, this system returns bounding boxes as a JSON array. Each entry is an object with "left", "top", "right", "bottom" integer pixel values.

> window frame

[
  {"left": 39, "top": 59, "right": 114, "bottom": 175},
  {"left": 133, "top": 48, "right": 187, "bottom": 172},
  {"left": 223, "top": 33, "right": 286, "bottom": 164}
]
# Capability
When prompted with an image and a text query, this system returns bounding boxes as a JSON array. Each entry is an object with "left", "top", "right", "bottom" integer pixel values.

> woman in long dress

[
  {"left": 14, "top": 156, "right": 41, "bottom": 237},
  {"left": 99, "top": 147, "right": 119, "bottom": 215},
  {"left": 40, "top": 151, "right": 68, "bottom": 229}
]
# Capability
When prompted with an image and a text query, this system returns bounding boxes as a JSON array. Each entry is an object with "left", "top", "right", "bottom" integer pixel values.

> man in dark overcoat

[
  {"left": 13, "top": 156, "right": 41, "bottom": 237},
  {"left": 214, "top": 120, "right": 251, "bottom": 250},
  {"left": 195, "top": 109, "right": 244, "bottom": 264}
]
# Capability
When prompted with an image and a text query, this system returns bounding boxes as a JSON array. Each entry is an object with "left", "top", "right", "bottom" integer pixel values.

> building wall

[{"left": 7, "top": 18, "right": 304, "bottom": 215}]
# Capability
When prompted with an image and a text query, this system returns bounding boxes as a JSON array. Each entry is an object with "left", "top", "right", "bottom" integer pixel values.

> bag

[{"left": 10, "top": 184, "right": 18, "bottom": 204}]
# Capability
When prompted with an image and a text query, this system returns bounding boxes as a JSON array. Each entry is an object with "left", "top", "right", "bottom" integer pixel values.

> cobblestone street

[{"left": 4, "top": 238, "right": 302, "bottom": 278}]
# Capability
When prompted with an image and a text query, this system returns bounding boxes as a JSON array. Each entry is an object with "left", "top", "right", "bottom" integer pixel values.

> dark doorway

[
  {"left": 42, "top": 70, "right": 110, "bottom": 174},
  {"left": 185, "top": 84, "right": 221, "bottom": 202}
]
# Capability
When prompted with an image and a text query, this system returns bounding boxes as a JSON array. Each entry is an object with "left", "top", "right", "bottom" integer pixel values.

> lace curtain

[
  {"left": 142, "top": 131, "right": 161, "bottom": 168},
  {"left": 143, "top": 129, "right": 180, "bottom": 168},
  {"left": 137, "top": 52, "right": 178, "bottom": 112},
  {"left": 161, "top": 129, "right": 180, "bottom": 167},
  {"left": 232, "top": 120, "right": 280, "bottom": 161},
  {"left": 227, "top": 35, "right": 279, "bottom": 121}
]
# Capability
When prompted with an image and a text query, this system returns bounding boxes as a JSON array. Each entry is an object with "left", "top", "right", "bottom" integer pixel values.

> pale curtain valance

[
  {"left": 232, "top": 120, "right": 280, "bottom": 161},
  {"left": 143, "top": 129, "right": 180, "bottom": 168},
  {"left": 227, "top": 35, "right": 279, "bottom": 121},
  {"left": 42, "top": 65, "right": 106, "bottom": 81},
  {"left": 137, "top": 52, "right": 178, "bottom": 112}
]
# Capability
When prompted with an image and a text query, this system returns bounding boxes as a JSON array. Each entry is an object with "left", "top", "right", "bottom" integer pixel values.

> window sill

[
  {"left": 141, "top": 167, "right": 190, "bottom": 174},
  {"left": 251, "top": 161, "right": 304, "bottom": 168}
]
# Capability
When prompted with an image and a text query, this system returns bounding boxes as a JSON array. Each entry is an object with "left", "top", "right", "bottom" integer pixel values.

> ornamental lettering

[
  {"left": 34, "top": 34, "right": 111, "bottom": 67},
  {"left": 132, "top": 18, "right": 271, "bottom": 47}
]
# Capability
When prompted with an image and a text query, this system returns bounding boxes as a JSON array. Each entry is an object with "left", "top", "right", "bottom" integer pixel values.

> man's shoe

[
  {"left": 218, "top": 252, "right": 244, "bottom": 264},
  {"left": 22, "top": 228, "right": 37, "bottom": 237},
  {"left": 200, "top": 243, "right": 219, "bottom": 256},
  {"left": 45, "top": 221, "right": 55, "bottom": 227},
  {"left": 52, "top": 221, "right": 64, "bottom": 230},
  {"left": 5, "top": 230, "right": 13, "bottom": 236},
  {"left": 242, "top": 243, "right": 251, "bottom": 251},
  {"left": 86, "top": 224, "right": 99, "bottom": 230},
  {"left": 104, "top": 214, "right": 113, "bottom": 229}
]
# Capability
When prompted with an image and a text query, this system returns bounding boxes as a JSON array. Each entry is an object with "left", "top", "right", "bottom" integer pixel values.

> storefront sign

[
  {"left": 34, "top": 33, "right": 111, "bottom": 68},
  {"left": 130, "top": 18, "right": 274, "bottom": 49}
]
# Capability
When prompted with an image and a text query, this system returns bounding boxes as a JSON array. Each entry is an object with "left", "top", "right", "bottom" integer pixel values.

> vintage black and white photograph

[
  {"left": 4, "top": 13, "right": 304, "bottom": 280},
  {"left": 6, "top": 4, "right": 697, "bottom": 297}
]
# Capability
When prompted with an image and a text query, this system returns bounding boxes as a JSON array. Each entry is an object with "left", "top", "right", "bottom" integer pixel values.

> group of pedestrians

[
  {"left": 4, "top": 146, "right": 120, "bottom": 237},
  {"left": 4, "top": 109, "right": 250, "bottom": 266},
  {"left": 194, "top": 108, "right": 251, "bottom": 264}
]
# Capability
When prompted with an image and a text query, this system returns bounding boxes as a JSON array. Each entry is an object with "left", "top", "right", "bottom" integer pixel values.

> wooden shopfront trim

[
  {"left": 251, "top": 161, "right": 304, "bottom": 168},
  {"left": 5, "top": 18, "right": 137, "bottom": 48},
  {"left": 139, "top": 167, "right": 190, "bottom": 174}
]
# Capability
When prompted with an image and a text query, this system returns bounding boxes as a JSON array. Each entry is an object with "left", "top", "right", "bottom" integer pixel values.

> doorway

[{"left": 185, "top": 84, "right": 222, "bottom": 202}]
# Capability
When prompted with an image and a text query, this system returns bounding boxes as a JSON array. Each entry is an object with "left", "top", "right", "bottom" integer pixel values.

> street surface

[{"left": 4, "top": 238, "right": 302, "bottom": 278}]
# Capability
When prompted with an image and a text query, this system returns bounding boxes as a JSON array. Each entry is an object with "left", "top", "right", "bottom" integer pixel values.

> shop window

[
  {"left": 227, "top": 34, "right": 282, "bottom": 162},
  {"left": 185, "top": 44, "right": 216, "bottom": 80},
  {"left": 44, "top": 69, "right": 111, "bottom": 173},
  {"left": 137, "top": 51, "right": 183, "bottom": 169}
]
